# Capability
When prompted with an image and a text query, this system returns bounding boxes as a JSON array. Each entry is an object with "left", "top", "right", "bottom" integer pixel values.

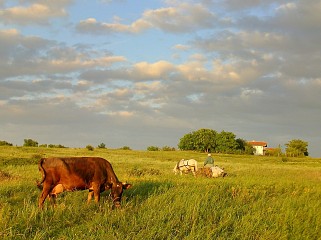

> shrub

[
  {"left": 119, "top": 146, "right": 131, "bottom": 150},
  {"left": 162, "top": 146, "right": 176, "bottom": 151},
  {"left": 97, "top": 143, "right": 106, "bottom": 149},
  {"left": 86, "top": 145, "right": 94, "bottom": 151},
  {"left": 0, "top": 140, "right": 13, "bottom": 146},
  {"left": 147, "top": 146, "right": 160, "bottom": 151},
  {"left": 48, "top": 144, "right": 67, "bottom": 148},
  {"left": 23, "top": 139, "right": 38, "bottom": 147}
]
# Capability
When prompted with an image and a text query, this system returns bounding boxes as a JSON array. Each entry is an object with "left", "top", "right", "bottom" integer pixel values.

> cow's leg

[
  {"left": 92, "top": 183, "right": 101, "bottom": 203},
  {"left": 38, "top": 183, "right": 52, "bottom": 209},
  {"left": 192, "top": 168, "right": 196, "bottom": 177},
  {"left": 87, "top": 191, "right": 94, "bottom": 203},
  {"left": 48, "top": 184, "right": 64, "bottom": 206},
  {"left": 48, "top": 193, "right": 57, "bottom": 206}
]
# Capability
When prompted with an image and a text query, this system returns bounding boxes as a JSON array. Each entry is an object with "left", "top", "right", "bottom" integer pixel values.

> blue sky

[{"left": 1, "top": 0, "right": 321, "bottom": 157}]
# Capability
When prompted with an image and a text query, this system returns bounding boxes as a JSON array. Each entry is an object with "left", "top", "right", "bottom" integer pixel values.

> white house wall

[{"left": 254, "top": 146, "right": 264, "bottom": 155}]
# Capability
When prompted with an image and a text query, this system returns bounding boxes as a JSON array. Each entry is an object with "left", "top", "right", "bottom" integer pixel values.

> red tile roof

[{"left": 248, "top": 141, "right": 267, "bottom": 147}]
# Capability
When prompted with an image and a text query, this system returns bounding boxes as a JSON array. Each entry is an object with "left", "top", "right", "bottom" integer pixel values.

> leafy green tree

[
  {"left": 178, "top": 128, "right": 217, "bottom": 152},
  {"left": 235, "top": 138, "right": 254, "bottom": 155},
  {"left": 215, "top": 131, "right": 238, "bottom": 153},
  {"left": 23, "top": 139, "right": 38, "bottom": 147},
  {"left": 285, "top": 139, "right": 308, "bottom": 157},
  {"left": 178, "top": 133, "right": 195, "bottom": 151},
  {"left": 193, "top": 129, "right": 217, "bottom": 152}
]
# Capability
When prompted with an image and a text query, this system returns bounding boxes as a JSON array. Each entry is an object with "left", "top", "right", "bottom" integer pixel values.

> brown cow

[{"left": 37, "top": 157, "right": 131, "bottom": 209}]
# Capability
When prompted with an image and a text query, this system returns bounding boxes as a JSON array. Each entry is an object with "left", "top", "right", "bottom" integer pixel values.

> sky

[{"left": 1, "top": 0, "right": 321, "bottom": 157}]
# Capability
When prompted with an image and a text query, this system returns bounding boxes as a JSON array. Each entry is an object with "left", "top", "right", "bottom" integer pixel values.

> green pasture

[{"left": 0, "top": 146, "right": 320, "bottom": 239}]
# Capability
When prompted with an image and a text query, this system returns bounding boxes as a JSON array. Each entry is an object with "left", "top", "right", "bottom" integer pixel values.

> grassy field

[{"left": 0, "top": 146, "right": 320, "bottom": 240}]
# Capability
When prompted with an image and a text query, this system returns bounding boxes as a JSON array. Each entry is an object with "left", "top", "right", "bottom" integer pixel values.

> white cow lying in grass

[
  {"left": 199, "top": 165, "right": 227, "bottom": 178},
  {"left": 210, "top": 166, "right": 227, "bottom": 178}
]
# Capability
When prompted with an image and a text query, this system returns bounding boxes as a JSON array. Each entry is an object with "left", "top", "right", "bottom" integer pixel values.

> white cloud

[
  {"left": 0, "top": 1, "right": 72, "bottom": 25},
  {"left": 76, "top": 2, "right": 217, "bottom": 34}
]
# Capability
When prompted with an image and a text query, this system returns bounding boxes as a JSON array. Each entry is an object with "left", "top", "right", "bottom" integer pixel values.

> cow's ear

[
  {"left": 122, "top": 183, "right": 132, "bottom": 189},
  {"left": 105, "top": 183, "right": 112, "bottom": 190}
]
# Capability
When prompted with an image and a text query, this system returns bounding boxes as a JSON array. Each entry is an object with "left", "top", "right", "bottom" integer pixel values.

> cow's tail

[{"left": 36, "top": 158, "right": 46, "bottom": 190}]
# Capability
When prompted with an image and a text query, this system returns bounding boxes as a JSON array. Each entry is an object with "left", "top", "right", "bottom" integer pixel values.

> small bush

[
  {"left": 162, "top": 146, "right": 176, "bottom": 151},
  {"left": 48, "top": 144, "right": 67, "bottom": 148},
  {"left": 97, "top": 143, "right": 106, "bottom": 149},
  {"left": 86, "top": 145, "right": 94, "bottom": 151},
  {"left": 147, "top": 146, "right": 160, "bottom": 151},
  {"left": 119, "top": 146, "right": 131, "bottom": 150}
]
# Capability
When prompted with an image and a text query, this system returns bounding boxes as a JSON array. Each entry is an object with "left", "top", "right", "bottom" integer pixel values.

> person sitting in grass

[{"left": 204, "top": 153, "right": 214, "bottom": 168}]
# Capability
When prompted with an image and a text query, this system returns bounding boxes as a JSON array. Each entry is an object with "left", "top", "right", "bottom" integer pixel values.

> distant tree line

[
  {"left": 178, "top": 128, "right": 254, "bottom": 154},
  {"left": 22, "top": 139, "right": 67, "bottom": 148},
  {"left": 0, "top": 140, "right": 13, "bottom": 146},
  {"left": 177, "top": 129, "right": 309, "bottom": 157},
  {"left": 147, "top": 146, "right": 176, "bottom": 151},
  {"left": 0, "top": 134, "right": 309, "bottom": 157}
]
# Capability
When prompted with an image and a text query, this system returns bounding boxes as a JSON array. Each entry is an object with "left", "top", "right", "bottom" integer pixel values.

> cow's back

[{"left": 40, "top": 157, "right": 112, "bottom": 188}]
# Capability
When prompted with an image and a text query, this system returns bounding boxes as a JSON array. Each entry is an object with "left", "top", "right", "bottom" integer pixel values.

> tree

[
  {"left": 235, "top": 138, "right": 255, "bottom": 155},
  {"left": 178, "top": 129, "right": 254, "bottom": 154},
  {"left": 23, "top": 139, "right": 38, "bottom": 147},
  {"left": 215, "top": 131, "right": 238, "bottom": 153},
  {"left": 178, "top": 133, "right": 195, "bottom": 151},
  {"left": 285, "top": 139, "right": 308, "bottom": 157},
  {"left": 193, "top": 129, "right": 217, "bottom": 152},
  {"left": 178, "top": 128, "right": 217, "bottom": 152}
]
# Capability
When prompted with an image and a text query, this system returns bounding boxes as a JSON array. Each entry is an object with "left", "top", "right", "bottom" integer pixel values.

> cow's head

[{"left": 106, "top": 182, "right": 132, "bottom": 208}]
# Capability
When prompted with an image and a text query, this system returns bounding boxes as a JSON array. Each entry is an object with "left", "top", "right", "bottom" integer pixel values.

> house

[{"left": 248, "top": 141, "right": 268, "bottom": 155}]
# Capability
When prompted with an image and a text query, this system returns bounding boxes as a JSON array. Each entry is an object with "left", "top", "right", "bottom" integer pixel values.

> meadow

[{"left": 0, "top": 146, "right": 320, "bottom": 240}]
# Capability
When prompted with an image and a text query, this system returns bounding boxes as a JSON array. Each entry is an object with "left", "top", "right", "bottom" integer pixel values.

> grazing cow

[
  {"left": 211, "top": 166, "right": 227, "bottom": 178},
  {"left": 37, "top": 157, "right": 131, "bottom": 209},
  {"left": 173, "top": 159, "right": 198, "bottom": 176}
]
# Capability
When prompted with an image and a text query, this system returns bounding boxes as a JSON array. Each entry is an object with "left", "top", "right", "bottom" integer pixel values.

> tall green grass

[{"left": 0, "top": 146, "right": 320, "bottom": 239}]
